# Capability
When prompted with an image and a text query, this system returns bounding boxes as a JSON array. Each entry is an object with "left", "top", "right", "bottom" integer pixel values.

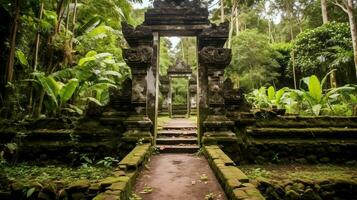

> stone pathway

[
  {"left": 133, "top": 154, "right": 227, "bottom": 200},
  {"left": 157, "top": 118, "right": 199, "bottom": 153}
]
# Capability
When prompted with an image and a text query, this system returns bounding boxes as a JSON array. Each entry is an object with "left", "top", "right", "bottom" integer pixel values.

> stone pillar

[
  {"left": 186, "top": 76, "right": 190, "bottom": 118},
  {"left": 189, "top": 75, "right": 197, "bottom": 116},
  {"left": 168, "top": 77, "right": 173, "bottom": 118},
  {"left": 121, "top": 22, "right": 153, "bottom": 142},
  {"left": 159, "top": 76, "right": 170, "bottom": 115},
  {"left": 198, "top": 22, "right": 236, "bottom": 144}
]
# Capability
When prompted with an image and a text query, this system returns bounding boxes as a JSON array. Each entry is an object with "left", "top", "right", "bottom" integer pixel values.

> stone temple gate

[{"left": 121, "top": 0, "right": 236, "bottom": 144}]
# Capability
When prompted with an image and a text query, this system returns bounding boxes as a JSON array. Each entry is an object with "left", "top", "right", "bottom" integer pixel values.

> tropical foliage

[{"left": 246, "top": 73, "right": 356, "bottom": 116}]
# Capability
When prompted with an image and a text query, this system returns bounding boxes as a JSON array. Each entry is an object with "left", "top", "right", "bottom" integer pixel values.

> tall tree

[
  {"left": 321, "top": 0, "right": 329, "bottom": 23},
  {"left": 333, "top": 0, "right": 357, "bottom": 80},
  {"left": 321, "top": 0, "right": 337, "bottom": 87}
]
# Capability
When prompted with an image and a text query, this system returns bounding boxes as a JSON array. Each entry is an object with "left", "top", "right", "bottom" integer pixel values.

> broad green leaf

[
  {"left": 94, "top": 53, "right": 112, "bottom": 59},
  {"left": 312, "top": 104, "right": 322, "bottom": 116},
  {"left": 15, "top": 50, "right": 29, "bottom": 66},
  {"left": 267, "top": 86, "right": 275, "bottom": 101},
  {"left": 26, "top": 188, "right": 36, "bottom": 198},
  {"left": 36, "top": 75, "right": 58, "bottom": 106},
  {"left": 46, "top": 77, "right": 62, "bottom": 96},
  {"left": 85, "top": 50, "right": 97, "bottom": 57},
  {"left": 59, "top": 79, "right": 79, "bottom": 103},
  {"left": 308, "top": 75, "right": 322, "bottom": 102},
  {"left": 86, "top": 97, "right": 103, "bottom": 106},
  {"left": 78, "top": 56, "right": 95, "bottom": 66},
  {"left": 275, "top": 88, "right": 287, "bottom": 105},
  {"left": 102, "top": 71, "right": 122, "bottom": 77}
]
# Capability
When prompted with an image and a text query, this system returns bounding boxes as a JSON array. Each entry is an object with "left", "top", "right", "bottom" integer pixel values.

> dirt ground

[{"left": 133, "top": 154, "right": 227, "bottom": 200}]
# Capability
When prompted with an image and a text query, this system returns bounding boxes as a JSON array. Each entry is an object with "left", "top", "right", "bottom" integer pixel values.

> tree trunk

[
  {"left": 70, "top": 0, "right": 77, "bottom": 50},
  {"left": 5, "top": 0, "right": 20, "bottom": 85},
  {"left": 3, "top": 0, "right": 20, "bottom": 117},
  {"left": 28, "top": 3, "right": 44, "bottom": 114},
  {"left": 346, "top": 0, "right": 357, "bottom": 81},
  {"left": 227, "top": 2, "right": 236, "bottom": 48},
  {"left": 235, "top": 5, "right": 239, "bottom": 35},
  {"left": 321, "top": 0, "right": 329, "bottom": 23},
  {"left": 56, "top": 0, "right": 65, "bottom": 33},
  {"left": 321, "top": 0, "right": 337, "bottom": 87},
  {"left": 220, "top": 0, "right": 224, "bottom": 23}
]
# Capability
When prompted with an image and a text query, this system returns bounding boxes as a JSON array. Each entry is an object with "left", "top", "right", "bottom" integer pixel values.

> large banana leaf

[
  {"left": 59, "top": 79, "right": 79, "bottom": 103},
  {"left": 35, "top": 74, "right": 58, "bottom": 106},
  {"left": 308, "top": 75, "right": 322, "bottom": 102},
  {"left": 267, "top": 86, "right": 275, "bottom": 101}
]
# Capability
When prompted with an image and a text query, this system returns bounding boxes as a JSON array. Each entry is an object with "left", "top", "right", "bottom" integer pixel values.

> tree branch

[{"left": 333, "top": 0, "right": 349, "bottom": 13}]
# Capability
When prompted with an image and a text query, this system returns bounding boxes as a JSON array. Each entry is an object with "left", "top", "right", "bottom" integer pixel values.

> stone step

[
  {"left": 247, "top": 127, "right": 357, "bottom": 139},
  {"left": 162, "top": 125, "right": 197, "bottom": 129},
  {"left": 156, "top": 137, "right": 198, "bottom": 145},
  {"left": 158, "top": 130, "right": 196, "bottom": 137},
  {"left": 156, "top": 145, "right": 200, "bottom": 153},
  {"left": 172, "top": 115, "right": 187, "bottom": 118}
]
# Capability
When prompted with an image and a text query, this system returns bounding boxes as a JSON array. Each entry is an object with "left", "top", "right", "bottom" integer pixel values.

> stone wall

[
  {"left": 0, "top": 144, "right": 152, "bottom": 200},
  {"left": 222, "top": 115, "right": 357, "bottom": 164},
  {"left": 0, "top": 116, "right": 136, "bottom": 164},
  {"left": 203, "top": 145, "right": 265, "bottom": 200},
  {"left": 255, "top": 177, "right": 357, "bottom": 200}
]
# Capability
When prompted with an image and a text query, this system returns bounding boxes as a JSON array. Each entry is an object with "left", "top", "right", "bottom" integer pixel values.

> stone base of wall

[
  {"left": 0, "top": 144, "right": 152, "bottom": 200},
  {"left": 222, "top": 116, "right": 357, "bottom": 165},
  {"left": 0, "top": 117, "right": 138, "bottom": 164},
  {"left": 255, "top": 178, "right": 357, "bottom": 200},
  {"left": 203, "top": 145, "right": 264, "bottom": 200}
]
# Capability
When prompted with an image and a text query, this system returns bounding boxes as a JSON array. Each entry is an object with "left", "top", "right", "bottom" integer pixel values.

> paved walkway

[{"left": 133, "top": 154, "right": 227, "bottom": 200}]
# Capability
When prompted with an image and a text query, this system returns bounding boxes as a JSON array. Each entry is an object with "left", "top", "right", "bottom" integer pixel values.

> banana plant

[
  {"left": 290, "top": 72, "right": 355, "bottom": 116},
  {"left": 32, "top": 72, "right": 80, "bottom": 115},
  {"left": 246, "top": 86, "right": 288, "bottom": 110}
]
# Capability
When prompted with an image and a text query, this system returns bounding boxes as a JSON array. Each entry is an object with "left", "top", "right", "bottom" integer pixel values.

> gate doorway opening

[
  {"left": 155, "top": 37, "right": 199, "bottom": 150},
  {"left": 157, "top": 37, "right": 198, "bottom": 119}
]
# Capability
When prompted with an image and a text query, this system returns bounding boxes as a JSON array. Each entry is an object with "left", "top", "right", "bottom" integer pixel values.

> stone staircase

[
  {"left": 172, "top": 104, "right": 188, "bottom": 118},
  {"left": 156, "top": 118, "right": 199, "bottom": 153}
]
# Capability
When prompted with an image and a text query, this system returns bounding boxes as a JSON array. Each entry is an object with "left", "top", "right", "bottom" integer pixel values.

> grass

[
  {"left": 157, "top": 116, "right": 171, "bottom": 129},
  {"left": 1, "top": 163, "right": 113, "bottom": 186},
  {"left": 240, "top": 164, "right": 357, "bottom": 181}
]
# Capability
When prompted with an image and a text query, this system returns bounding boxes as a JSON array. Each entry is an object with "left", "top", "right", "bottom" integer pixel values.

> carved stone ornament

[
  {"left": 123, "top": 46, "right": 153, "bottom": 67},
  {"left": 199, "top": 46, "right": 232, "bottom": 66},
  {"left": 132, "top": 78, "right": 146, "bottom": 103},
  {"left": 121, "top": 22, "right": 153, "bottom": 47}
]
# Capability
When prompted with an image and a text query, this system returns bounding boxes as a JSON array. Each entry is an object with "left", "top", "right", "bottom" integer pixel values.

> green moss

[
  {"left": 1, "top": 164, "right": 113, "bottom": 186},
  {"left": 240, "top": 164, "right": 357, "bottom": 181}
]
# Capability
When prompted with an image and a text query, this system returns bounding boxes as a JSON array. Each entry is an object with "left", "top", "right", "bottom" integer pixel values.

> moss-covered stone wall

[
  {"left": 0, "top": 144, "right": 152, "bottom": 200},
  {"left": 0, "top": 117, "right": 137, "bottom": 164},
  {"left": 223, "top": 116, "right": 357, "bottom": 164}
]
